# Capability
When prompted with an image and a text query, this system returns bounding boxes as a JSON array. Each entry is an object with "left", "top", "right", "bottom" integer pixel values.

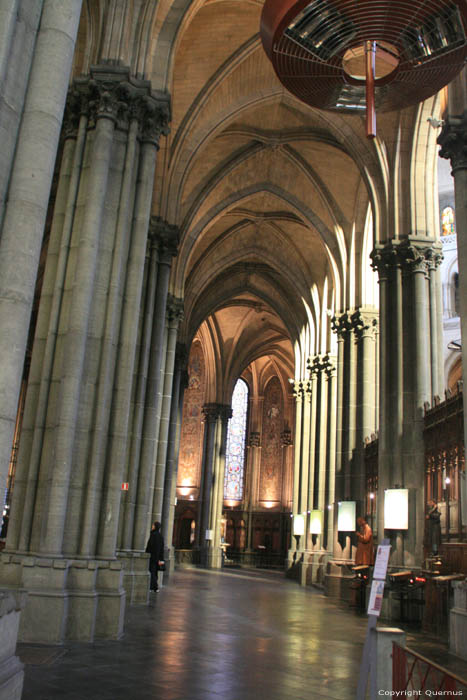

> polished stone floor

[{"left": 17, "top": 568, "right": 467, "bottom": 700}]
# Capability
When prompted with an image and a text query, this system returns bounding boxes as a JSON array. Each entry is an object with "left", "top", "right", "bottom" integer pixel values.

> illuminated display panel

[
  {"left": 384, "top": 489, "right": 408, "bottom": 529},
  {"left": 337, "top": 501, "right": 356, "bottom": 531}
]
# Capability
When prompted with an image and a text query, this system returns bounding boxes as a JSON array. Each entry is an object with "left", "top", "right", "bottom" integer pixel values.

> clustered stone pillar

[
  {"left": 371, "top": 241, "right": 443, "bottom": 566},
  {"left": 245, "top": 428, "right": 261, "bottom": 552},
  {"left": 0, "top": 0, "right": 83, "bottom": 509},
  {"left": 438, "top": 107, "right": 467, "bottom": 535},
  {"left": 290, "top": 380, "right": 305, "bottom": 558},
  {"left": 0, "top": 65, "right": 171, "bottom": 643},
  {"left": 210, "top": 407, "right": 233, "bottom": 568},
  {"left": 196, "top": 403, "right": 232, "bottom": 566},
  {"left": 330, "top": 310, "right": 378, "bottom": 560},
  {"left": 197, "top": 405, "right": 220, "bottom": 557},
  {"left": 161, "top": 344, "right": 188, "bottom": 576},
  {"left": 117, "top": 220, "right": 179, "bottom": 600}
]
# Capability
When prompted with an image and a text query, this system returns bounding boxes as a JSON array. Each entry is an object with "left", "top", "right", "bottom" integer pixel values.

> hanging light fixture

[{"left": 260, "top": 0, "right": 467, "bottom": 138}]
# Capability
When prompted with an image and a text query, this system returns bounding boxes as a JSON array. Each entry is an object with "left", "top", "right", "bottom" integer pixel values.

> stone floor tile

[{"left": 18, "top": 567, "right": 466, "bottom": 700}]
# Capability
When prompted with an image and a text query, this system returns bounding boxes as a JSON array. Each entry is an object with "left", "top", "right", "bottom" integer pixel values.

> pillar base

[
  {"left": 299, "top": 549, "right": 330, "bottom": 587},
  {"left": 323, "top": 559, "right": 355, "bottom": 600},
  {"left": 0, "top": 590, "right": 25, "bottom": 700},
  {"left": 450, "top": 580, "right": 467, "bottom": 659},
  {"left": 117, "top": 551, "right": 150, "bottom": 604},
  {"left": 0, "top": 553, "right": 125, "bottom": 643}
]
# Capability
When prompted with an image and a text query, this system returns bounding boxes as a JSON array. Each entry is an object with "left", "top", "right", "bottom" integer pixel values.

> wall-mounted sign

[
  {"left": 121, "top": 483, "right": 129, "bottom": 491},
  {"left": 205, "top": 529, "right": 214, "bottom": 541},
  {"left": 309, "top": 510, "right": 323, "bottom": 534},
  {"left": 384, "top": 489, "right": 408, "bottom": 529},
  {"left": 293, "top": 513, "right": 305, "bottom": 536},
  {"left": 337, "top": 501, "right": 356, "bottom": 531}
]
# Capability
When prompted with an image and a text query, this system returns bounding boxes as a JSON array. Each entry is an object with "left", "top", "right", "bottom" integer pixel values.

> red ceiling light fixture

[{"left": 260, "top": 0, "right": 467, "bottom": 138}]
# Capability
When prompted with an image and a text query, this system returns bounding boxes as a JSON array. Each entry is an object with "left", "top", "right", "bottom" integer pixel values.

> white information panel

[
  {"left": 205, "top": 529, "right": 213, "bottom": 541},
  {"left": 309, "top": 510, "right": 323, "bottom": 534},
  {"left": 384, "top": 489, "right": 408, "bottom": 529},
  {"left": 373, "top": 544, "right": 391, "bottom": 581},
  {"left": 337, "top": 501, "right": 356, "bottom": 531},
  {"left": 367, "top": 580, "right": 385, "bottom": 617}
]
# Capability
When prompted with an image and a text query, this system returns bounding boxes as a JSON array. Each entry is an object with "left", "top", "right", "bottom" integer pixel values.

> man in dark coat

[
  {"left": 426, "top": 500, "right": 442, "bottom": 556},
  {"left": 145, "top": 521, "right": 164, "bottom": 592}
]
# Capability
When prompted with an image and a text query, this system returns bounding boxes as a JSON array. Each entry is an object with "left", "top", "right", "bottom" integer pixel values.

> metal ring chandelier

[{"left": 260, "top": 0, "right": 467, "bottom": 137}]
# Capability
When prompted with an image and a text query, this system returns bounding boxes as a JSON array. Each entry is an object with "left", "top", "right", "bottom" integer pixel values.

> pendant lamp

[{"left": 260, "top": 0, "right": 467, "bottom": 137}]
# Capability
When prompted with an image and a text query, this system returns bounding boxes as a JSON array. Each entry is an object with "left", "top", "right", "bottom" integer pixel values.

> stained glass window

[
  {"left": 441, "top": 206, "right": 455, "bottom": 236},
  {"left": 224, "top": 378, "right": 249, "bottom": 501}
]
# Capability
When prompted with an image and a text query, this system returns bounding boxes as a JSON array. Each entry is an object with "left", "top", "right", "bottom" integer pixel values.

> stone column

[
  {"left": 151, "top": 296, "right": 184, "bottom": 523},
  {"left": 1, "top": 65, "right": 171, "bottom": 643},
  {"left": 0, "top": 0, "right": 82, "bottom": 500},
  {"left": 35, "top": 85, "right": 117, "bottom": 556},
  {"left": 290, "top": 381, "right": 304, "bottom": 554},
  {"left": 351, "top": 309, "right": 379, "bottom": 503},
  {"left": 245, "top": 430, "right": 261, "bottom": 551},
  {"left": 104, "top": 116, "right": 164, "bottom": 556},
  {"left": 372, "top": 240, "right": 443, "bottom": 566},
  {"left": 198, "top": 405, "right": 220, "bottom": 561},
  {"left": 133, "top": 219, "right": 178, "bottom": 550},
  {"left": 331, "top": 315, "right": 350, "bottom": 505},
  {"left": 331, "top": 314, "right": 353, "bottom": 559},
  {"left": 426, "top": 249, "right": 444, "bottom": 398},
  {"left": 7, "top": 109, "right": 88, "bottom": 552},
  {"left": 300, "top": 378, "right": 312, "bottom": 517},
  {"left": 211, "top": 406, "right": 232, "bottom": 568},
  {"left": 306, "top": 363, "right": 318, "bottom": 518},
  {"left": 121, "top": 241, "right": 159, "bottom": 551},
  {"left": 439, "top": 114, "right": 467, "bottom": 530},
  {"left": 161, "top": 343, "right": 187, "bottom": 572},
  {"left": 325, "top": 359, "right": 337, "bottom": 550}
]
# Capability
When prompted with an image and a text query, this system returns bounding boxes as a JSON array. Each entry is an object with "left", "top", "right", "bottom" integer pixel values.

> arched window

[
  {"left": 441, "top": 206, "right": 455, "bottom": 236},
  {"left": 224, "top": 378, "right": 249, "bottom": 501}
]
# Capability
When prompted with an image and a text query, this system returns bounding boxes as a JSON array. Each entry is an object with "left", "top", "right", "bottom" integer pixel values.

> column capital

[
  {"left": 371, "top": 240, "right": 442, "bottom": 279},
  {"left": 350, "top": 308, "right": 379, "bottom": 340},
  {"left": 249, "top": 431, "right": 261, "bottom": 447},
  {"left": 202, "top": 404, "right": 220, "bottom": 423},
  {"left": 292, "top": 380, "right": 304, "bottom": 400},
  {"left": 149, "top": 216, "right": 179, "bottom": 259},
  {"left": 167, "top": 295, "right": 184, "bottom": 327},
  {"left": 331, "top": 312, "right": 352, "bottom": 338},
  {"left": 219, "top": 405, "right": 233, "bottom": 423},
  {"left": 438, "top": 115, "right": 467, "bottom": 174},
  {"left": 68, "top": 65, "right": 170, "bottom": 144}
]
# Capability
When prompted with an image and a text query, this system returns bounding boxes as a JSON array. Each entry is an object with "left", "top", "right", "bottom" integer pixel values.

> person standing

[
  {"left": 355, "top": 516, "right": 374, "bottom": 566},
  {"left": 145, "top": 521, "right": 165, "bottom": 592},
  {"left": 426, "top": 499, "right": 442, "bottom": 556}
]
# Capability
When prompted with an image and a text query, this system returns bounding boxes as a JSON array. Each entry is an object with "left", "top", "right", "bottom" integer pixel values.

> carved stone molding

[
  {"left": 202, "top": 403, "right": 221, "bottom": 423},
  {"left": 371, "top": 240, "right": 443, "bottom": 279},
  {"left": 438, "top": 116, "right": 467, "bottom": 174},
  {"left": 350, "top": 309, "right": 379, "bottom": 340},
  {"left": 65, "top": 65, "right": 170, "bottom": 144},
  {"left": 280, "top": 428, "right": 292, "bottom": 446},
  {"left": 292, "top": 380, "right": 304, "bottom": 400},
  {"left": 249, "top": 431, "right": 261, "bottom": 447},
  {"left": 219, "top": 405, "right": 233, "bottom": 423},
  {"left": 167, "top": 295, "right": 184, "bottom": 327},
  {"left": 149, "top": 216, "right": 179, "bottom": 259},
  {"left": 331, "top": 312, "right": 353, "bottom": 339}
]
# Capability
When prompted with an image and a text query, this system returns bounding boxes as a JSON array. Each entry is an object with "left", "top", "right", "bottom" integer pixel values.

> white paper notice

[
  {"left": 368, "top": 580, "right": 385, "bottom": 616},
  {"left": 373, "top": 544, "right": 391, "bottom": 581}
]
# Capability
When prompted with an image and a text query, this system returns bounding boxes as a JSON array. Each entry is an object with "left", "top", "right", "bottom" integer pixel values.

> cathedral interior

[{"left": 0, "top": 1, "right": 467, "bottom": 698}]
